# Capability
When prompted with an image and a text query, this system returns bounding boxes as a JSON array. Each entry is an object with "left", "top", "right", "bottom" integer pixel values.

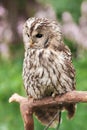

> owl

[{"left": 22, "top": 17, "right": 76, "bottom": 128}]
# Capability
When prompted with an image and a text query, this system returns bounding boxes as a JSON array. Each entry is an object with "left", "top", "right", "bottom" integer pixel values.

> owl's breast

[
  {"left": 23, "top": 49, "right": 75, "bottom": 99},
  {"left": 23, "top": 49, "right": 53, "bottom": 98}
]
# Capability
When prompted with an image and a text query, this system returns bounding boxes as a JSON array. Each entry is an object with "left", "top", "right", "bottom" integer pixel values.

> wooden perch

[{"left": 9, "top": 91, "right": 87, "bottom": 130}]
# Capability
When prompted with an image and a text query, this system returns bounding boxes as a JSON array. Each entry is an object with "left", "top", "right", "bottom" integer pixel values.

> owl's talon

[
  {"left": 52, "top": 93, "right": 56, "bottom": 98},
  {"left": 33, "top": 97, "right": 41, "bottom": 103},
  {"left": 28, "top": 95, "right": 33, "bottom": 101},
  {"left": 52, "top": 91, "right": 58, "bottom": 98},
  {"left": 33, "top": 98, "right": 37, "bottom": 103}
]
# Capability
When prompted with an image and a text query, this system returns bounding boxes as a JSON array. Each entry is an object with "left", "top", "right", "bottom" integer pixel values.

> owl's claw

[
  {"left": 52, "top": 91, "right": 58, "bottom": 98},
  {"left": 33, "top": 97, "right": 42, "bottom": 103},
  {"left": 52, "top": 93, "right": 56, "bottom": 98},
  {"left": 28, "top": 95, "right": 32, "bottom": 99},
  {"left": 33, "top": 98, "right": 37, "bottom": 103}
]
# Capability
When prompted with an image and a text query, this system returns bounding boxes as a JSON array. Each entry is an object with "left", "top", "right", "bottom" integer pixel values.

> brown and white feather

[{"left": 22, "top": 17, "right": 76, "bottom": 127}]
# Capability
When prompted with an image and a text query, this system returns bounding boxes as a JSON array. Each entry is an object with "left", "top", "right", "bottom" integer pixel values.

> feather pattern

[{"left": 22, "top": 17, "right": 76, "bottom": 127}]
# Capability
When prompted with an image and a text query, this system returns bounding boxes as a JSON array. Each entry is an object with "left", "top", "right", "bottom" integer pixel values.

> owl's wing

[
  {"left": 62, "top": 42, "right": 72, "bottom": 61},
  {"left": 59, "top": 42, "right": 75, "bottom": 86},
  {"left": 58, "top": 42, "right": 76, "bottom": 119}
]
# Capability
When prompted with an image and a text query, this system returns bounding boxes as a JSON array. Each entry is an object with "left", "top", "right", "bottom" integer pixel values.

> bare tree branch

[{"left": 9, "top": 91, "right": 87, "bottom": 130}]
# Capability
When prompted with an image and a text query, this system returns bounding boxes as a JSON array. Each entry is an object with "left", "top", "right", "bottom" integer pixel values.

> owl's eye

[
  {"left": 27, "top": 33, "right": 29, "bottom": 37},
  {"left": 36, "top": 34, "right": 43, "bottom": 38}
]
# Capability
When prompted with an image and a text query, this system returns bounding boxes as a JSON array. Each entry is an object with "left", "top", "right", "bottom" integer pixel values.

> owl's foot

[
  {"left": 28, "top": 95, "right": 35, "bottom": 104},
  {"left": 52, "top": 93, "right": 56, "bottom": 98},
  {"left": 28, "top": 95, "right": 32, "bottom": 100},
  {"left": 33, "top": 96, "right": 43, "bottom": 103},
  {"left": 52, "top": 91, "right": 58, "bottom": 98},
  {"left": 33, "top": 98, "right": 38, "bottom": 103},
  {"left": 52, "top": 91, "right": 65, "bottom": 99}
]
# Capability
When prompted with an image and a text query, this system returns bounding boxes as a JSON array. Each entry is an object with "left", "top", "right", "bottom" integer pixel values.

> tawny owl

[{"left": 22, "top": 17, "right": 76, "bottom": 128}]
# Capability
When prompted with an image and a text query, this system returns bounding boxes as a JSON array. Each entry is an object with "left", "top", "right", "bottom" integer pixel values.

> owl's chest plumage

[{"left": 23, "top": 48, "right": 74, "bottom": 99}]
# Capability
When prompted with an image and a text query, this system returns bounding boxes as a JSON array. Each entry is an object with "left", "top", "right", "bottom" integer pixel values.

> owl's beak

[{"left": 29, "top": 39, "right": 34, "bottom": 47}]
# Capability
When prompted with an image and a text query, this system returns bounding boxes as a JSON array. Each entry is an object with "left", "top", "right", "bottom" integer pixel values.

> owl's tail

[
  {"left": 44, "top": 111, "right": 61, "bottom": 130},
  {"left": 34, "top": 107, "right": 62, "bottom": 128},
  {"left": 34, "top": 103, "right": 76, "bottom": 128}
]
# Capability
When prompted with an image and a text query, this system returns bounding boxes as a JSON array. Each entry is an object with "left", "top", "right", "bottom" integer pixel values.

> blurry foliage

[
  {"left": 0, "top": 58, "right": 23, "bottom": 101},
  {"left": 0, "top": 0, "right": 87, "bottom": 130},
  {"left": 46, "top": 0, "right": 82, "bottom": 22}
]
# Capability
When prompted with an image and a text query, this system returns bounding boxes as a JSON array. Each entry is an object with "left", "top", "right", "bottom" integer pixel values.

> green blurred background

[{"left": 0, "top": 0, "right": 87, "bottom": 130}]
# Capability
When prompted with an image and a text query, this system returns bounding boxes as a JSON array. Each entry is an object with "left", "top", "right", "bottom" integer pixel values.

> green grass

[{"left": 0, "top": 50, "right": 87, "bottom": 130}]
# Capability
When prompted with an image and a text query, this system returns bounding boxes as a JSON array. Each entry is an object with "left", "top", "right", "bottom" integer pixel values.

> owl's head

[{"left": 23, "top": 17, "right": 62, "bottom": 49}]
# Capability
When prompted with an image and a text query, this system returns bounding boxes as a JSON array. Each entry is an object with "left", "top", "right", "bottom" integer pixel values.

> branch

[{"left": 9, "top": 91, "right": 87, "bottom": 130}]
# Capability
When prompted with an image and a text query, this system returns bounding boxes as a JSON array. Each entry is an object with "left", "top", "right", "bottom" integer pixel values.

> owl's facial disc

[
  {"left": 23, "top": 17, "right": 61, "bottom": 49},
  {"left": 29, "top": 30, "right": 49, "bottom": 49}
]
